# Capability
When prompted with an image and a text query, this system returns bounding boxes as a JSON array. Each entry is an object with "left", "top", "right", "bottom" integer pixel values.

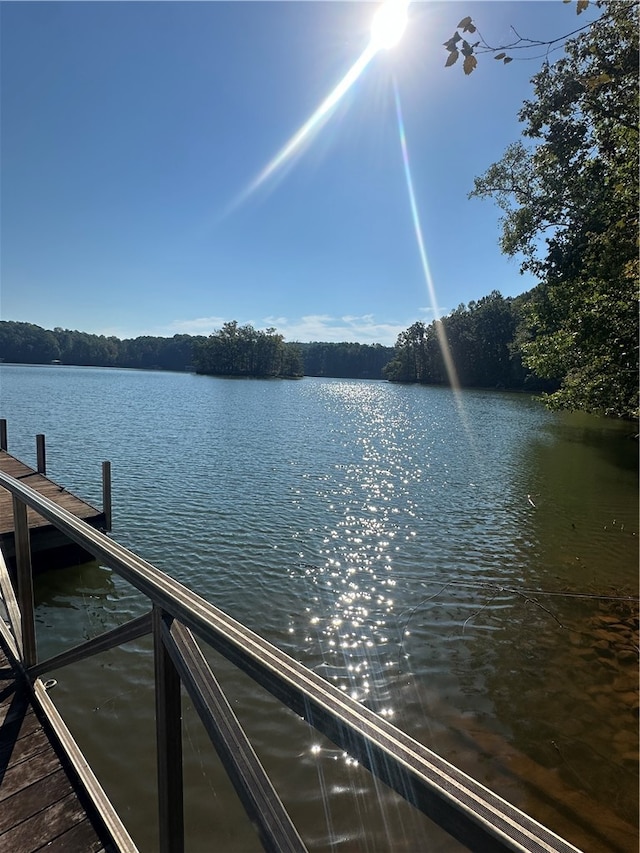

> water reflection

[
  {"left": 34, "top": 561, "right": 118, "bottom": 652},
  {"left": 284, "top": 384, "right": 638, "bottom": 850}
]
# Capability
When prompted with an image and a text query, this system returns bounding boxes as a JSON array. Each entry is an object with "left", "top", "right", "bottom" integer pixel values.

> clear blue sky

[{"left": 1, "top": 1, "right": 591, "bottom": 345}]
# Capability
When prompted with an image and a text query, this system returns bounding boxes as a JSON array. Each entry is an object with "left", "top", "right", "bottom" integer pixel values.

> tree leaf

[
  {"left": 443, "top": 32, "right": 461, "bottom": 50},
  {"left": 503, "top": 56, "right": 513, "bottom": 64},
  {"left": 463, "top": 54, "right": 478, "bottom": 75},
  {"left": 465, "top": 23, "right": 477, "bottom": 34},
  {"left": 495, "top": 52, "right": 506, "bottom": 60},
  {"left": 577, "top": 0, "right": 589, "bottom": 13},
  {"left": 445, "top": 49, "right": 460, "bottom": 67},
  {"left": 457, "top": 16, "right": 473, "bottom": 28}
]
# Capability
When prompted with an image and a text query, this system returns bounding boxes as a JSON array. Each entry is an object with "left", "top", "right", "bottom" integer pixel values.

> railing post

[
  {"left": 0, "top": 419, "right": 7, "bottom": 451},
  {"left": 36, "top": 434, "right": 46, "bottom": 474},
  {"left": 12, "top": 496, "right": 37, "bottom": 667},
  {"left": 153, "top": 605, "right": 184, "bottom": 853},
  {"left": 102, "top": 461, "right": 112, "bottom": 532}
]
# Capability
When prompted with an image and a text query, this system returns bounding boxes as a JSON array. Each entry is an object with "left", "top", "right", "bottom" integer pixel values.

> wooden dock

[
  {"left": 0, "top": 448, "right": 107, "bottom": 569},
  {"left": 0, "top": 635, "right": 118, "bottom": 852}
]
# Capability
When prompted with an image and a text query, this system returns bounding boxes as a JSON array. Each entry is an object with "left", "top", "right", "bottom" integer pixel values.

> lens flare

[
  {"left": 371, "top": 0, "right": 409, "bottom": 50},
  {"left": 392, "top": 81, "right": 460, "bottom": 394},
  {"left": 225, "top": 43, "right": 377, "bottom": 216},
  {"left": 223, "top": 2, "right": 412, "bottom": 218},
  {"left": 392, "top": 82, "right": 481, "bottom": 458}
]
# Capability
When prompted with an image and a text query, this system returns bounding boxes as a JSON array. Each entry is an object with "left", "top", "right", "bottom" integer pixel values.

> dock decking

[
  {"left": 0, "top": 637, "right": 116, "bottom": 852},
  {"left": 0, "top": 450, "right": 106, "bottom": 568}
]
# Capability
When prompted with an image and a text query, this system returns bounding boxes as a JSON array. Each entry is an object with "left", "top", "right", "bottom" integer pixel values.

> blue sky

[{"left": 1, "top": 1, "right": 591, "bottom": 345}]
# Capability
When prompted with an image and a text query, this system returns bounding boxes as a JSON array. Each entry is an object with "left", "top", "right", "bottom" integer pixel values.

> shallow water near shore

[{"left": 1, "top": 364, "right": 638, "bottom": 851}]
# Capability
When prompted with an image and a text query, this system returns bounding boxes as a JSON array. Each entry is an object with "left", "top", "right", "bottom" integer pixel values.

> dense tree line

[
  {"left": 0, "top": 312, "right": 551, "bottom": 392},
  {"left": 0, "top": 321, "right": 205, "bottom": 371},
  {"left": 297, "top": 341, "right": 394, "bottom": 379},
  {"left": 193, "top": 329, "right": 395, "bottom": 379},
  {"left": 0, "top": 321, "right": 393, "bottom": 380},
  {"left": 383, "top": 291, "right": 554, "bottom": 392},
  {"left": 193, "top": 322, "right": 303, "bottom": 377}
]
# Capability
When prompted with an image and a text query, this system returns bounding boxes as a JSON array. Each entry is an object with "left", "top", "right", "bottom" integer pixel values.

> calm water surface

[{"left": 1, "top": 365, "right": 638, "bottom": 851}]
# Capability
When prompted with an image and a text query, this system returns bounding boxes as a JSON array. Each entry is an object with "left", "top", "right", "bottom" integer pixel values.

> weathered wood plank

[
  {"left": 0, "top": 746, "right": 60, "bottom": 801},
  {"left": 0, "top": 725, "right": 49, "bottom": 768},
  {"left": 0, "top": 791, "right": 88, "bottom": 852},
  {"left": 32, "top": 817, "right": 109, "bottom": 853},
  {"left": 0, "top": 704, "right": 40, "bottom": 740},
  {"left": 0, "top": 683, "right": 31, "bottom": 717},
  {"left": 0, "top": 451, "right": 104, "bottom": 541},
  {"left": 0, "top": 767, "right": 73, "bottom": 833}
]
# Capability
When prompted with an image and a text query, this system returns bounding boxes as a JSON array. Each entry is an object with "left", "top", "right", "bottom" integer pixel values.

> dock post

[
  {"left": 12, "top": 496, "right": 37, "bottom": 667},
  {"left": 153, "top": 606, "right": 184, "bottom": 853},
  {"left": 102, "top": 461, "right": 112, "bottom": 532},
  {"left": 0, "top": 419, "right": 6, "bottom": 451},
  {"left": 36, "top": 434, "right": 46, "bottom": 474}
]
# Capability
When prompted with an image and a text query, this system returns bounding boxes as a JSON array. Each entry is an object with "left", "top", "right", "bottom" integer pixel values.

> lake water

[{"left": 1, "top": 364, "right": 637, "bottom": 852}]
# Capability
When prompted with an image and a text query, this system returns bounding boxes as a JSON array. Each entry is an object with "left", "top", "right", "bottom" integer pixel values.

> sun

[{"left": 370, "top": 0, "right": 409, "bottom": 51}]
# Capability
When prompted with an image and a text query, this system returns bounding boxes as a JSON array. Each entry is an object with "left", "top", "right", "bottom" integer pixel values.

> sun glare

[
  {"left": 234, "top": 43, "right": 377, "bottom": 208},
  {"left": 370, "top": 0, "right": 409, "bottom": 51},
  {"left": 223, "top": 1, "right": 412, "bottom": 217}
]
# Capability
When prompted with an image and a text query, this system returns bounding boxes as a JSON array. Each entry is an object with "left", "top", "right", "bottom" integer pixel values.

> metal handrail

[{"left": 0, "top": 469, "right": 581, "bottom": 853}]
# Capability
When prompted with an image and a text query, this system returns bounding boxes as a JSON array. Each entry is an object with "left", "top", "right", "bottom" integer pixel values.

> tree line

[
  {"left": 297, "top": 341, "right": 394, "bottom": 379},
  {"left": 0, "top": 321, "right": 206, "bottom": 372},
  {"left": 383, "top": 291, "right": 554, "bottom": 391},
  {"left": 0, "top": 303, "right": 555, "bottom": 394},
  {"left": 0, "top": 320, "right": 394, "bottom": 380}
]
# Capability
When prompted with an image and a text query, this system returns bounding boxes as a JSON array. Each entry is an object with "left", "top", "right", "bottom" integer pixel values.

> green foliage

[
  {"left": 0, "top": 321, "right": 394, "bottom": 379},
  {"left": 0, "top": 321, "right": 206, "bottom": 371},
  {"left": 383, "top": 292, "right": 545, "bottom": 391},
  {"left": 470, "top": 0, "right": 639, "bottom": 418},
  {"left": 193, "top": 322, "right": 303, "bottom": 378},
  {"left": 296, "top": 341, "right": 394, "bottom": 380},
  {"left": 0, "top": 322, "right": 61, "bottom": 364}
]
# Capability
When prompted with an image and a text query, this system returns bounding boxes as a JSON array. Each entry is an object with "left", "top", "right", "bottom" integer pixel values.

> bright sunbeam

[
  {"left": 393, "top": 81, "right": 483, "bottom": 459},
  {"left": 243, "top": 43, "right": 377, "bottom": 201},
  {"left": 392, "top": 81, "right": 460, "bottom": 394},
  {"left": 224, "top": 2, "right": 411, "bottom": 218}
]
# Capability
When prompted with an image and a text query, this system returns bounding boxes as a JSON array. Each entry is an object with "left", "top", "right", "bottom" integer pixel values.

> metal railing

[{"left": 0, "top": 469, "right": 582, "bottom": 853}]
